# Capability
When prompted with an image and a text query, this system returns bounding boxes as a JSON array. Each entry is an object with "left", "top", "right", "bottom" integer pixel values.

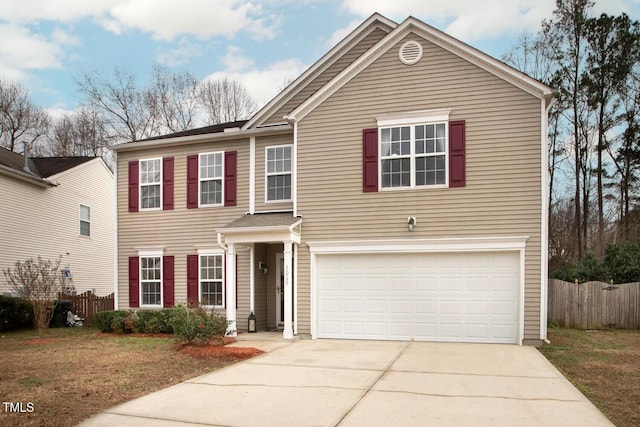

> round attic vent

[{"left": 399, "top": 40, "right": 423, "bottom": 65}]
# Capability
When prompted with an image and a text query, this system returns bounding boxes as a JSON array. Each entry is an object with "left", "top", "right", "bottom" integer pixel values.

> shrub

[
  {"left": 0, "top": 295, "right": 33, "bottom": 331},
  {"left": 169, "top": 304, "right": 230, "bottom": 345},
  {"left": 94, "top": 310, "right": 132, "bottom": 333},
  {"left": 133, "top": 310, "right": 174, "bottom": 334},
  {"left": 604, "top": 242, "right": 640, "bottom": 283}
]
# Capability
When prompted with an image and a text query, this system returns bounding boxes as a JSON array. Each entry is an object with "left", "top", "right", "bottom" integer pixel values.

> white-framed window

[
  {"left": 200, "top": 254, "right": 224, "bottom": 307},
  {"left": 140, "top": 158, "right": 162, "bottom": 210},
  {"left": 377, "top": 109, "right": 451, "bottom": 191},
  {"left": 199, "top": 152, "right": 224, "bottom": 206},
  {"left": 266, "top": 145, "right": 292, "bottom": 201},
  {"left": 140, "top": 255, "right": 162, "bottom": 306},
  {"left": 79, "top": 204, "right": 90, "bottom": 237}
]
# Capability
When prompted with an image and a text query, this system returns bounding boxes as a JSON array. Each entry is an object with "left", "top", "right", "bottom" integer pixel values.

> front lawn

[
  {"left": 0, "top": 327, "right": 254, "bottom": 426},
  {"left": 540, "top": 328, "right": 640, "bottom": 427}
]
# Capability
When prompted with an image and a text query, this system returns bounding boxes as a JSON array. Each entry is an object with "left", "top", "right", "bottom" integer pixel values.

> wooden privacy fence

[
  {"left": 548, "top": 279, "right": 640, "bottom": 329},
  {"left": 58, "top": 290, "right": 114, "bottom": 326}
]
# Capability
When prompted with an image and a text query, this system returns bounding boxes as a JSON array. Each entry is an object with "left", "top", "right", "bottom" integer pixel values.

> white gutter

[{"left": 0, "top": 164, "right": 56, "bottom": 188}]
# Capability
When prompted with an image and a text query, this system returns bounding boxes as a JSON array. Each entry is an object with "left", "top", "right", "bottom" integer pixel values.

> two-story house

[
  {"left": 114, "top": 13, "right": 553, "bottom": 345},
  {"left": 0, "top": 146, "right": 115, "bottom": 296}
]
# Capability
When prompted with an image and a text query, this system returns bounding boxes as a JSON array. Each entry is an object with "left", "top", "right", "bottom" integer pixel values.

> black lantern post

[{"left": 248, "top": 311, "right": 256, "bottom": 333}]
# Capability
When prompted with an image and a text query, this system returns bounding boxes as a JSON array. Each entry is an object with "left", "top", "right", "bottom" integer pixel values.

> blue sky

[{"left": 1, "top": 0, "right": 639, "bottom": 119}]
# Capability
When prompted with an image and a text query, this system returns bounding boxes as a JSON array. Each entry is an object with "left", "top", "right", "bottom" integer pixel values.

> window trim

[
  {"left": 265, "top": 144, "right": 293, "bottom": 203},
  {"left": 198, "top": 151, "right": 225, "bottom": 207},
  {"left": 139, "top": 251, "right": 163, "bottom": 308},
  {"left": 79, "top": 204, "right": 90, "bottom": 237},
  {"left": 139, "top": 157, "right": 163, "bottom": 211},
  {"left": 198, "top": 251, "right": 225, "bottom": 309},
  {"left": 377, "top": 110, "right": 451, "bottom": 191}
]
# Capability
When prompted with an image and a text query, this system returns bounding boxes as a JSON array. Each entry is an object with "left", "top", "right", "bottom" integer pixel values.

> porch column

[
  {"left": 249, "top": 244, "right": 255, "bottom": 314},
  {"left": 226, "top": 243, "right": 237, "bottom": 337},
  {"left": 283, "top": 241, "right": 294, "bottom": 339}
]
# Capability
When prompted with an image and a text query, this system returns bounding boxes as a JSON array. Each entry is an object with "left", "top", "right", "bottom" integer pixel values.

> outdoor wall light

[
  {"left": 258, "top": 262, "right": 268, "bottom": 275},
  {"left": 407, "top": 216, "right": 417, "bottom": 232}
]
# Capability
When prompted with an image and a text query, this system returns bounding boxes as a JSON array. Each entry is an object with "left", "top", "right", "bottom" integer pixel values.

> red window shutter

[
  {"left": 362, "top": 128, "right": 378, "bottom": 192},
  {"left": 449, "top": 120, "right": 466, "bottom": 188},
  {"left": 128, "top": 256, "right": 140, "bottom": 308},
  {"left": 186, "top": 155, "right": 199, "bottom": 209},
  {"left": 163, "top": 255, "right": 175, "bottom": 308},
  {"left": 224, "top": 151, "right": 237, "bottom": 206},
  {"left": 162, "top": 157, "right": 174, "bottom": 210},
  {"left": 128, "top": 161, "right": 139, "bottom": 212},
  {"left": 187, "top": 254, "right": 199, "bottom": 308}
]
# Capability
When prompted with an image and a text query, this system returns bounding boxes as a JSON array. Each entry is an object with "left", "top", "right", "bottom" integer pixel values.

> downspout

[
  {"left": 217, "top": 232, "right": 227, "bottom": 253},
  {"left": 113, "top": 152, "right": 119, "bottom": 309},
  {"left": 293, "top": 120, "right": 298, "bottom": 217}
]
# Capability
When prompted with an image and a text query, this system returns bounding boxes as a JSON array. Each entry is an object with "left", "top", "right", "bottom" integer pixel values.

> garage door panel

[
  {"left": 366, "top": 300, "right": 387, "bottom": 314},
  {"left": 317, "top": 252, "right": 519, "bottom": 343}
]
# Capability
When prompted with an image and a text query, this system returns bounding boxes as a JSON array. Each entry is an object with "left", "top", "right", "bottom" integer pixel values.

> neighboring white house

[{"left": 0, "top": 146, "right": 115, "bottom": 296}]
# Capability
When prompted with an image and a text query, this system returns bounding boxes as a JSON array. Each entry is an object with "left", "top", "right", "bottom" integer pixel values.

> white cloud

[
  {"left": 0, "top": 1, "right": 280, "bottom": 42},
  {"left": 155, "top": 39, "right": 203, "bottom": 67},
  {"left": 340, "top": 0, "right": 556, "bottom": 42},
  {"left": 0, "top": 1, "right": 118, "bottom": 24},
  {"left": 203, "top": 58, "right": 307, "bottom": 108},
  {"left": 109, "top": 0, "right": 278, "bottom": 41},
  {"left": 0, "top": 24, "right": 64, "bottom": 80},
  {"left": 326, "top": 19, "right": 362, "bottom": 47},
  {"left": 222, "top": 46, "right": 255, "bottom": 72}
]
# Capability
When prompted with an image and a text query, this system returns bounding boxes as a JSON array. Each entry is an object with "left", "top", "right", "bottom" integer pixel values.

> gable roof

[
  {"left": 31, "top": 157, "right": 95, "bottom": 178},
  {"left": 243, "top": 13, "right": 397, "bottom": 129},
  {"left": 285, "top": 16, "right": 554, "bottom": 123},
  {"left": 0, "top": 146, "right": 97, "bottom": 186}
]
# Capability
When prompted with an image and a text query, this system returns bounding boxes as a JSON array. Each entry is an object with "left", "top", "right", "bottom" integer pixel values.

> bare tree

[
  {"left": 146, "top": 66, "right": 200, "bottom": 134},
  {"left": 3, "top": 256, "right": 62, "bottom": 338},
  {"left": 198, "top": 77, "right": 256, "bottom": 124},
  {"left": 76, "top": 67, "right": 153, "bottom": 143},
  {"left": 0, "top": 79, "right": 50, "bottom": 153},
  {"left": 49, "top": 107, "right": 109, "bottom": 157}
]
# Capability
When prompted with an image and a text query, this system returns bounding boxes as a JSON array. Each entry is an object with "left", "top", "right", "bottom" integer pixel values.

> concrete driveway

[{"left": 80, "top": 338, "right": 612, "bottom": 426}]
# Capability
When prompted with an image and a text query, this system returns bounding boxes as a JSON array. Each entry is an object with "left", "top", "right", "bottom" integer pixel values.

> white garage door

[{"left": 316, "top": 252, "right": 520, "bottom": 343}]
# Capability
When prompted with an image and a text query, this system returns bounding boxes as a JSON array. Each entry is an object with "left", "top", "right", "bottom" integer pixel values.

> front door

[{"left": 275, "top": 254, "right": 284, "bottom": 328}]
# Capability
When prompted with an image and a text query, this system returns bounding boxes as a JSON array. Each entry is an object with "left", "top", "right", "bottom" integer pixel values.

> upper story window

[
  {"left": 140, "top": 158, "right": 162, "bottom": 209},
  {"left": 380, "top": 123, "right": 447, "bottom": 189},
  {"left": 266, "top": 145, "right": 292, "bottom": 201},
  {"left": 199, "top": 152, "right": 223, "bottom": 206},
  {"left": 375, "top": 109, "right": 454, "bottom": 191},
  {"left": 187, "top": 152, "right": 236, "bottom": 208},
  {"left": 79, "top": 205, "right": 90, "bottom": 236}
]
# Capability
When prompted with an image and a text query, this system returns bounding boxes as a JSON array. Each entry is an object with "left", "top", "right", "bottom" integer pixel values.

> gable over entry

[{"left": 217, "top": 213, "right": 302, "bottom": 339}]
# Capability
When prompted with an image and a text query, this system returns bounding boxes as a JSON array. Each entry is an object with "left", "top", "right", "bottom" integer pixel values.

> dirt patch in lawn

[
  {"left": 0, "top": 328, "right": 262, "bottom": 427},
  {"left": 540, "top": 328, "right": 640, "bottom": 427}
]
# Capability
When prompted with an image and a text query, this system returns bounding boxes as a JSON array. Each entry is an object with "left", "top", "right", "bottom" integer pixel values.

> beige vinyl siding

[
  {"left": 295, "top": 33, "right": 544, "bottom": 340},
  {"left": 296, "top": 243, "right": 311, "bottom": 334},
  {"left": 0, "top": 159, "right": 115, "bottom": 296},
  {"left": 263, "top": 27, "right": 391, "bottom": 125},
  {"left": 116, "top": 140, "right": 250, "bottom": 309},
  {"left": 235, "top": 249, "right": 250, "bottom": 331},
  {"left": 255, "top": 134, "right": 294, "bottom": 212}
]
